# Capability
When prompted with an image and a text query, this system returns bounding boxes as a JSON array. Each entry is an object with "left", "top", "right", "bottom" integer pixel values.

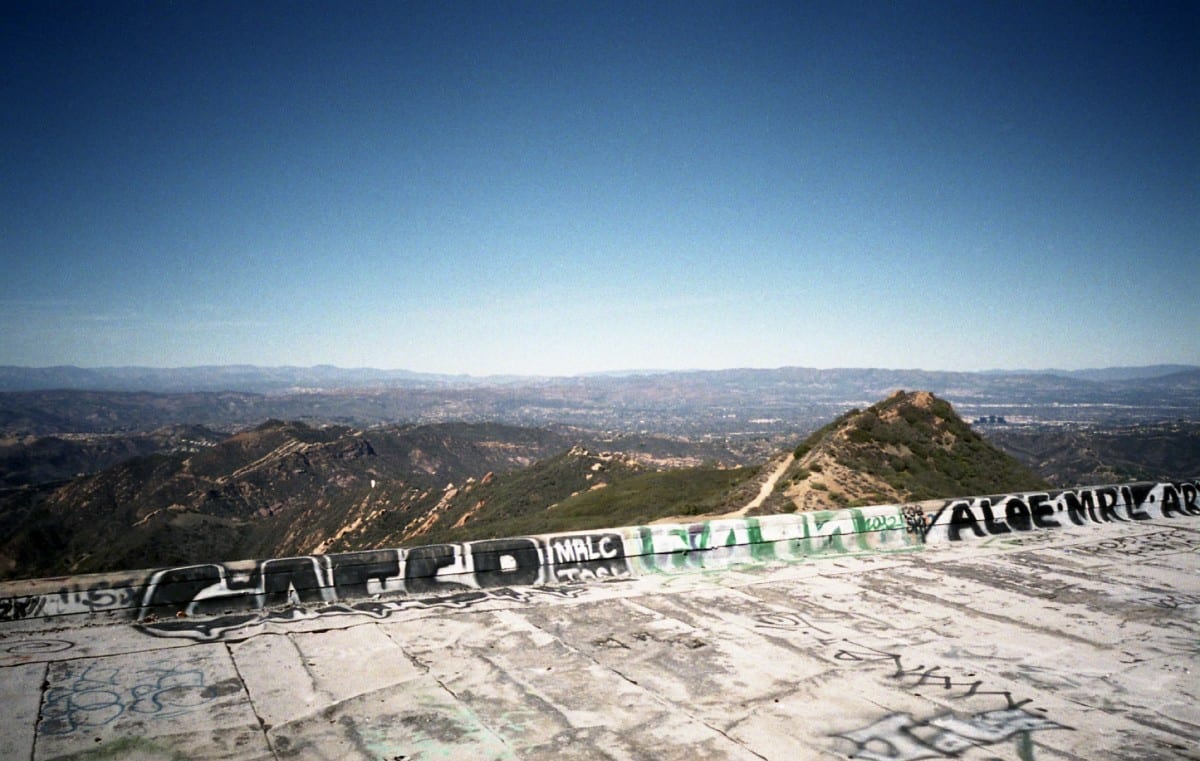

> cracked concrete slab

[
  {"left": 1, "top": 662, "right": 45, "bottom": 760},
  {"left": 33, "top": 643, "right": 270, "bottom": 761}
]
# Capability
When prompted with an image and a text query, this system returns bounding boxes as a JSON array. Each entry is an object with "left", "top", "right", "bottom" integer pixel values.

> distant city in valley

[{"left": 1, "top": 363, "right": 1197, "bottom": 440}]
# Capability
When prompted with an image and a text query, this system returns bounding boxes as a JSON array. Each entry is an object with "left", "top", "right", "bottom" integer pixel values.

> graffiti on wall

[
  {"left": 2, "top": 481, "right": 1197, "bottom": 637},
  {"left": 633, "top": 508, "right": 919, "bottom": 575},
  {"left": 137, "top": 534, "right": 631, "bottom": 621},
  {"left": 545, "top": 532, "right": 629, "bottom": 582},
  {"left": 134, "top": 510, "right": 920, "bottom": 639},
  {"left": 636, "top": 519, "right": 777, "bottom": 572},
  {"left": 134, "top": 510, "right": 920, "bottom": 626},
  {"left": 0, "top": 535, "right": 629, "bottom": 625},
  {"left": 925, "top": 481, "right": 1200, "bottom": 543},
  {"left": 0, "top": 594, "right": 45, "bottom": 622},
  {"left": 788, "top": 508, "right": 917, "bottom": 557},
  {"left": 0, "top": 578, "right": 141, "bottom": 623}
]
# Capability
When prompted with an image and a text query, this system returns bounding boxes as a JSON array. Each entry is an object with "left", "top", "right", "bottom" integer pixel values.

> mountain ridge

[{"left": 1, "top": 363, "right": 1195, "bottom": 393}]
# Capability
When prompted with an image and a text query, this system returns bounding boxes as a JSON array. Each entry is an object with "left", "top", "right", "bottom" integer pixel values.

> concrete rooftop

[
  {"left": 2, "top": 480, "right": 1200, "bottom": 758},
  {"left": 2, "top": 511, "right": 1198, "bottom": 760}
]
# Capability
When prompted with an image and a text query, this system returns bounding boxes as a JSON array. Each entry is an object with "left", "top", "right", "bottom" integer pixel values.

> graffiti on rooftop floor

[
  {"left": 829, "top": 641, "right": 1074, "bottom": 760},
  {"left": 836, "top": 705, "right": 1069, "bottom": 761},
  {"left": 40, "top": 658, "right": 226, "bottom": 736},
  {"left": 139, "top": 585, "right": 587, "bottom": 642}
]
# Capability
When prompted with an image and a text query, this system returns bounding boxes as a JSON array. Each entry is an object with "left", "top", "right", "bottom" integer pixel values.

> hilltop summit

[{"left": 772, "top": 390, "right": 1048, "bottom": 512}]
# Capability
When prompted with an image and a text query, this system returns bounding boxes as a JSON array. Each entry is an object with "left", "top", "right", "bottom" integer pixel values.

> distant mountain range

[
  {"left": 981, "top": 365, "right": 1198, "bottom": 382},
  {"left": 1, "top": 363, "right": 1197, "bottom": 393},
  {"left": 0, "top": 364, "right": 477, "bottom": 393}
]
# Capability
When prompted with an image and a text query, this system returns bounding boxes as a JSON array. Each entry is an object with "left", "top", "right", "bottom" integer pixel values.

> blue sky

[{"left": 2, "top": 1, "right": 1197, "bottom": 376}]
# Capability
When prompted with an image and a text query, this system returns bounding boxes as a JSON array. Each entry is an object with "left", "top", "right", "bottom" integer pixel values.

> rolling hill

[{"left": 764, "top": 390, "right": 1049, "bottom": 513}]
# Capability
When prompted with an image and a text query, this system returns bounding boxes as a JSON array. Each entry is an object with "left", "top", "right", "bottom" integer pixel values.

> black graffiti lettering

[
  {"left": 1124, "top": 485, "right": 1151, "bottom": 520},
  {"left": 139, "top": 559, "right": 330, "bottom": 619},
  {"left": 834, "top": 640, "right": 1026, "bottom": 707},
  {"left": 403, "top": 544, "right": 464, "bottom": 594},
  {"left": 978, "top": 500, "right": 1011, "bottom": 535},
  {"left": 259, "top": 558, "right": 327, "bottom": 608},
  {"left": 50, "top": 580, "right": 138, "bottom": 613},
  {"left": 837, "top": 713, "right": 938, "bottom": 761},
  {"left": 832, "top": 640, "right": 1071, "bottom": 760},
  {"left": 330, "top": 550, "right": 402, "bottom": 597},
  {"left": 948, "top": 502, "right": 984, "bottom": 540},
  {"left": 901, "top": 506, "right": 927, "bottom": 538},
  {"left": 1096, "top": 487, "right": 1121, "bottom": 522},
  {"left": 1028, "top": 493, "right": 1059, "bottom": 528},
  {"left": 1157, "top": 485, "right": 1185, "bottom": 519},
  {"left": 1058, "top": 489, "right": 1095, "bottom": 526},
  {"left": 1181, "top": 483, "right": 1200, "bottom": 515},
  {"left": 470, "top": 538, "right": 541, "bottom": 588},
  {"left": 1004, "top": 497, "right": 1032, "bottom": 532},
  {"left": 140, "top": 565, "right": 233, "bottom": 617},
  {"left": 0, "top": 595, "right": 46, "bottom": 622},
  {"left": 837, "top": 706, "right": 1068, "bottom": 761},
  {"left": 754, "top": 612, "right": 835, "bottom": 634},
  {"left": 894, "top": 663, "right": 1015, "bottom": 702},
  {"left": 1127, "top": 483, "right": 1154, "bottom": 514},
  {"left": 547, "top": 533, "right": 630, "bottom": 582},
  {"left": 835, "top": 643, "right": 903, "bottom": 668}
]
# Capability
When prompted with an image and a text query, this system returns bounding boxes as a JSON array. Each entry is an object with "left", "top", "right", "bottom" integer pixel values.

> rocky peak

[{"left": 775, "top": 390, "right": 1047, "bottom": 512}]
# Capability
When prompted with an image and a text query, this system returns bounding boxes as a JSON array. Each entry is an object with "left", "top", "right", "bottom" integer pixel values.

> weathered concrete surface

[{"left": 1, "top": 519, "right": 1196, "bottom": 760}]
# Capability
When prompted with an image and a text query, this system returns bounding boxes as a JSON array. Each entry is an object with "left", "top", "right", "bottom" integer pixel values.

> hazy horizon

[
  {"left": 3, "top": 2, "right": 1197, "bottom": 376},
  {"left": 3, "top": 360, "right": 1197, "bottom": 381}
]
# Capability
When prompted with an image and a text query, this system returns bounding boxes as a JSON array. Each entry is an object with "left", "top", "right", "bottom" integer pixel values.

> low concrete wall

[{"left": 2, "top": 480, "right": 1197, "bottom": 638}]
